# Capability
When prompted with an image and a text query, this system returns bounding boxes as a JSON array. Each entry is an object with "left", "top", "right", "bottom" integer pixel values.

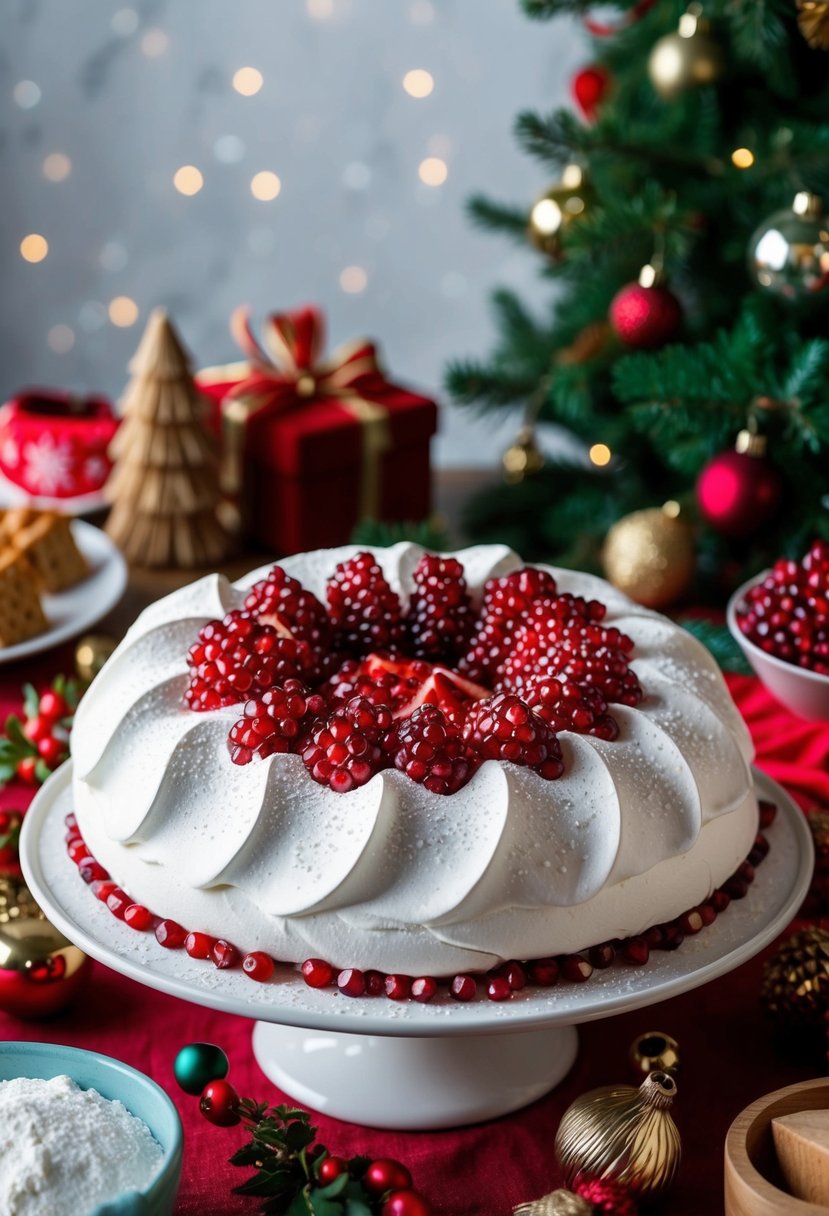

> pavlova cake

[{"left": 68, "top": 544, "right": 761, "bottom": 996}]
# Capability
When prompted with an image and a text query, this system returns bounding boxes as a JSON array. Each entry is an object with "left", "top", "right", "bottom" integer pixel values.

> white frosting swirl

[{"left": 72, "top": 544, "right": 757, "bottom": 973}]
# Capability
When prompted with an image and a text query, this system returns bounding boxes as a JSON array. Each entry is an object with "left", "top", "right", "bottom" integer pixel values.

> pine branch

[
  {"left": 519, "top": 0, "right": 592, "bottom": 17},
  {"left": 466, "top": 195, "right": 529, "bottom": 240},
  {"left": 719, "top": 0, "right": 796, "bottom": 94},
  {"left": 445, "top": 358, "right": 535, "bottom": 409},
  {"left": 514, "top": 109, "right": 591, "bottom": 168}
]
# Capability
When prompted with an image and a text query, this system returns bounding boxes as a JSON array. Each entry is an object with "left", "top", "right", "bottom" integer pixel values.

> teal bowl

[{"left": 0, "top": 1041, "right": 183, "bottom": 1215}]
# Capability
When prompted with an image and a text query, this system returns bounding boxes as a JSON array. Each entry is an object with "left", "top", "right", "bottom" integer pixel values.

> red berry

[
  {"left": 227, "top": 679, "right": 325, "bottom": 765},
  {"left": 16, "top": 757, "right": 37, "bottom": 785},
  {"left": 337, "top": 968, "right": 366, "bottom": 997},
  {"left": 487, "top": 975, "right": 511, "bottom": 1001},
  {"left": 212, "top": 939, "right": 240, "bottom": 969},
  {"left": 24, "top": 716, "right": 51, "bottom": 743},
  {"left": 302, "top": 696, "right": 391, "bottom": 793},
  {"left": 105, "top": 888, "right": 131, "bottom": 920},
  {"left": 318, "top": 1156, "right": 349, "bottom": 1184},
  {"left": 389, "top": 704, "right": 476, "bottom": 795},
  {"left": 327, "top": 552, "right": 404, "bottom": 654},
  {"left": 384, "top": 974, "right": 412, "bottom": 1001},
  {"left": 124, "top": 903, "right": 153, "bottom": 931},
  {"left": 301, "top": 958, "right": 335, "bottom": 988},
  {"left": 79, "top": 859, "right": 109, "bottom": 884},
  {"left": 365, "top": 1158, "right": 413, "bottom": 1195},
  {"left": 449, "top": 974, "right": 477, "bottom": 1001},
  {"left": 155, "top": 919, "right": 187, "bottom": 949},
  {"left": 381, "top": 1190, "right": 432, "bottom": 1216},
  {"left": 91, "top": 879, "right": 117, "bottom": 902},
  {"left": 526, "top": 957, "right": 559, "bottom": 987},
  {"left": 39, "top": 690, "right": 69, "bottom": 721},
  {"left": 410, "top": 976, "right": 438, "bottom": 1003},
  {"left": 462, "top": 693, "right": 564, "bottom": 779},
  {"left": 561, "top": 954, "right": 593, "bottom": 983},
  {"left": 588, "top": 943, "right": 616, "bottom": 969},
  {"left": 407, "top": 554, "right": 474, "bottom": 662},
  {"left": 242, "top": 951, "right": 275, "bottom": 982},
  {"left": 199, "top": 1078, "right": 241, "bottom": 1127},
  {"left": 185, "top": 932, "right": 216, "bottom": 959},
  {"left": 37, "top": 736, "right": 66, "bottom": 768}
]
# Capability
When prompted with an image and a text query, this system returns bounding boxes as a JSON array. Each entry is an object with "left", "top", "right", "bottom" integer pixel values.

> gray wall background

[{"left": 2, "top": 0, "right": 583, "bottom": 466}]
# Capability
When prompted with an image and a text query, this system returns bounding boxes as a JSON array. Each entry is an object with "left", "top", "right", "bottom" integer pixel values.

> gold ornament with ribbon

[
  {"left": 528, "top": 164, "right": 591, "bottom": 260},
  {"left": 648, "top": 3, "right": 725, "bottom": 100},
  {"left": 602, "top": 503, "right": 695, "bottom": 609},
  {"left": 798, "top": 0, "right": 829, "bottom": 48},
  {"left": 218, "top": 307, "right": 392, "bottom": 524}
]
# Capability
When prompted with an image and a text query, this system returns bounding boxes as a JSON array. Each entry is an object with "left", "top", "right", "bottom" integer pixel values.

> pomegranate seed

[
  {"left": 659, "top": 924, "right": 685, "bottom": 951},
  {"left": 561, "top": 954, "right": 593, "bottom": 983},
  {"left": 710, "top": 889, "right": 731, "bottom": 913},
  {"left": 389, "top": 703, "right": 476, "bottom": 795},
  {"left": 723, "top": 876, "right": 749, "bottom": 900},
  {"left": 411, "top": 976, "right": 438, "bottom": 1003},
  {"left": 699, "top": 902, "right": 717, "bottom": 926},
  {"left": 302, "top": 696, "right": 391, "bottom": 793},
  {"left": 64, "top": 813, "right": 78, "bottom": 830},
  {"left": 644, "top": 926, "right": 664, "bottom": 949},
  {"left": 92, "top": 879, "right": 118, "bottom": 903},
  {"left": 677, "top": 909, "right": 704, "bottom": 935},
  {"left": 759, "top": 801, "right": 778, "bottom": 829},
  {"left": 67, "top": 838, "right": 89, "bottom": 864},
  {"left": 738, "top": 860, "right": 755, "bottom": 884},
  {"left": 588, "top": 943, "right": 616, "bottom": 969},
  {"left": 449, "top": 974, "right": 477, "bottom": 1001},
  {"left": 502, "top": 961, "right": 526, "bottom": 991},
  {"left": 105, "top": 888, "right": 131, "bottom": 920},
  {"left": 156, "top": 919, "right": 188, "bottom": 949},
  {"left": 487, "top": 975, "right": 512, "bottom": 1001},
  {"left": 364, "top": 970, "right": 385, "bottom": 996},
  {"left": 753, "top": 833, "right": 771, "bottom": 859},
  {"left": 79, "top": 859, "right": 109, "bottom": 884},
  {"left": 212, "top": 939, "right": 239, "bottom": 969},
  {"left": 242, "top": 951, "right": 275, "bottom": 982},
  {"left": 384, "top": 974, "right": 412, "bottom": 1000},
  {"left": 462, "top": 692, "right": 564, "bottom": 779},
  {"left": 185, "top": 931, "right": 215, "bottom": 959},
  {"left": 337, "top": 968, "right": 366, "bottom": 997},
  {"left": 300, "top": 958, "right": 335, "bottom": 988},
  {"left": 526, "top": 957, "right": 559, "bottom": 987},
  {"left": 622, "top": 936, "right": 650, "bottom": 965},
  {"left": 124, "top": 903, "right": 153, "bottom": 931}
]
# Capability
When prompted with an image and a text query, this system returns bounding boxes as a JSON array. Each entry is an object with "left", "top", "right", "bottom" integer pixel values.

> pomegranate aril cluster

[
  {"left": 302, "top": 695, "right": 392, "bottom": 792},
  {"left": 228, "top": 680, "right": 325, "bottom": 765},
  {"left": 736, "top": 539, "right": 829, "bottom": 673},
  {"left": 186, "top": 611, "right": 311, "bottom": 710},
  {"left": 327, "top": 551, "right": 405, "bottom": 653},
  {"left": 389, "top": 704, "right": 476, "bottom": 794},
  {"left": 462, "top": 692, "right": 564, "bottom": 780},
  {"left": 407, "top": 553, "right": 474, "bottom": 661}
]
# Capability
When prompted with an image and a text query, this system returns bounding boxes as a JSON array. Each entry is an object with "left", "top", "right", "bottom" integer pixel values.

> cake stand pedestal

[{"left": 21, "top": 766, "right": 812, "bottom": 1130}]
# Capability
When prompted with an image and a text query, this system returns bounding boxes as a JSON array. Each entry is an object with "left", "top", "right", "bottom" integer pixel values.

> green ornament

[{"left": 174, "top": 1042, "right": 229, "bottom": 1096}]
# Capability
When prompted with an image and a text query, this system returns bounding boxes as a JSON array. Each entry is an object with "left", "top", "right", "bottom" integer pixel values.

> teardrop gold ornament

[
  {"left": 555, "top": 1071, "right": 681, "bottom": 1199},
  {"left": 513, "top": 1191, "right": 591, "bottom": 1216}
]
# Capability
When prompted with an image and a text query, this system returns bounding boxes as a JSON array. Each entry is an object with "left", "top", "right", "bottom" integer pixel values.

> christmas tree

[
  {"left": 447, "top": 0, "right": 829, "bottom": 601},
  {"left": 105, "top": 308, "right": 230, "bottom": 568}
]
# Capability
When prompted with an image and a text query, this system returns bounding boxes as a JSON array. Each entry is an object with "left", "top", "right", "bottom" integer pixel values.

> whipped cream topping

[{"left": 72, "top": 544, "right": 757, "bottom": 973}]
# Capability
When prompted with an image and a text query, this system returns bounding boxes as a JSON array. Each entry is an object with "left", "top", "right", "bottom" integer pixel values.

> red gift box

[
  {"left": 197, "top": 307, "right": 437, "bottom": 555},
  {"left": 0, "top": 389, "right": 118, "bottom": 500}
]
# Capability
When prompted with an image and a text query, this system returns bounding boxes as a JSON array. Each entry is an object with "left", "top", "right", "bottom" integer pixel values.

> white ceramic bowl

[{"left": 727, "top": 572, "right": 829, "bottom": 721}]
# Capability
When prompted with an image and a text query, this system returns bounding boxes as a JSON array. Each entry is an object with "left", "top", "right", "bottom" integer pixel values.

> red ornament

[
  {"left": 381, "top": 1191, "right": 432, "bottom": 1216},
  {"left": 572, "top": 65, "right": 611, "bottom": 120},
  {"left": 574, "top": 1176, "right": 638, "bottom": 1215},
  {"left": 318, "top": 1156, "right": 348, "bottom": 1184},
  {"left": 199, "top": 1078, "right": 241, "bottom": 1127},
  {"left": 697, "top": 434, "right": 782, "bottom": 538},
  {"left": 610, "top": 279, "right": 682, "bottom": 349},
  {"left": 365, "top": 1159, "right": 413, "bottom": 1194}
]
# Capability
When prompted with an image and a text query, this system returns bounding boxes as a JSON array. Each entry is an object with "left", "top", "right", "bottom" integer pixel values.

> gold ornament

[
  {"left": 748, "top": 192, "right": 829, "bottom": 303},
  {"left": 75, "top": 633, "right": 117, "bottom": 683},
  {"left": 503, "top": 426, "right": 545, "bottom": 484},
  {"left": 761, "top": 926, "right": 829, "bottom": 1027},
  {"left": 629, "top": 1030, "right": 680, "bottom": 1080},
  {"left": 648, "top": 4, "right": 725, "bottom": 101},
  {"left": 601, "top": 505, "right": 695, "bottom": 609},
  {"left": 528, "top": 164, "right": 591, "bottom": 260},
  {"left": 0, "top": 873, "right": 88, "bottom": 1018},
  {"left": 555, "top": 1071, "right": 681, "bottom": 1200},
  {"left": 514, "top": 1191, "right": 591, "bottom": 1216},
  {"left": 798, "top": 0, "right": 829, "bottom": 48}
]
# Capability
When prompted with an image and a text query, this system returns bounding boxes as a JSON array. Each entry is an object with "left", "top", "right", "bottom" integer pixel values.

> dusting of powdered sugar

[{"left": 0, "top": 1074, "right": 164, "bottom": 1215}]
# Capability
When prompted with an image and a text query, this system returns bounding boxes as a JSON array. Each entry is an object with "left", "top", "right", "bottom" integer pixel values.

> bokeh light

[
  {"left": 42, "top": 153, "right": 72, "bottom": 182},
  {"left": 588, "top": 443, "right": 612, "bottom": 467},
  {"left": 340, "top": 265, "right": 368, "bottom": 293},
  {"left": 403, "top": 69, "right": 434, "bottom": 99},
  {"left": 233, "top": 67, "right": 263, "bottom": 96},
  {"left": 418, "top": 157, "right": 448, "bottom": 186},
  {"left": 141, "top": 28, "right": 169, "bottom": 56},
  {"left": 173, "top": 165, "right": 204, "bottom": 195},
  {"left": 14, "top": 81, "right": 41, "bottom": 109},
  {"left": 307, "top": 0, "right": 335, "bottom": 18},
  {"left": 731, "top": 147, "right": 755, "bottom": 169},
  {"left": 109, "top": 296, "right": 139, "bottom": 327},
  {"left": 250, "top": 171, "right": 281, "bottom": 201},
  {"left": 48, "top": 325, "right": 75, "bottom": 354},
  {"left": 20, "top": 234, "right": 49, "bottom": 263}
]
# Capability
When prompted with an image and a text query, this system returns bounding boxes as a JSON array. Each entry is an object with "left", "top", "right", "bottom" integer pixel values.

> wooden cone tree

[{"left": 105, "top": 308, "right": 230, "bottom": 568}]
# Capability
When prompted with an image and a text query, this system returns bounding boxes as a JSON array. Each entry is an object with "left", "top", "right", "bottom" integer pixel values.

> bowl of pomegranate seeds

[{"left": 727, "top": 539, "right": 829, "bottom": 720}]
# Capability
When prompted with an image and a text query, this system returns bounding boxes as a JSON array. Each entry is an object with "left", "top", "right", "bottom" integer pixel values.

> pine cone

[
  {"left": 805, "top": 812, "right": 829, "bottom": 912},
  {"left": 762, "top": 928, "right": 829, "bottom": 1026}
]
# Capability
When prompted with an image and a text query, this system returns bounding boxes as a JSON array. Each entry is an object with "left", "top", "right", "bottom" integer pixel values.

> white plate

[
  {"left": 0, "top": 522, "right": 127, "bottom": 664},
  {"left": 20, "top": 765, "right": 813, "bottom": 1036},
  {"left": 0, "top": 465, "right": 108, "bottom": 515}
]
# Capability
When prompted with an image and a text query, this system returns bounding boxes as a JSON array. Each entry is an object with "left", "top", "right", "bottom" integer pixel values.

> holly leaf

[
  {"left": 5, "top": 716, "right": 32, "bottom": 752},
  {"left": 34, "top": 759, "right": 51, "bottom": 784},
  {"left": 22, "top": 683, "right": 39, "bottom": 719},
  {"left": 234, "top": 1169, "right": 296, "bottom": 1198},
  {"left": 0, "top": 763, "right": 17, "bottom": 785},
  {"left": 284, "top": 1120, "right": 316, "bottom": 1153},
  {"left": 344, "top": 1200, "right": 372, "bottom": 1216},
  {"left": 284, "top": 1194, "right": 313, "bottom": 1216},
  {"left": 316, "top": 1175, "right": 349, "bottom": 1200},
  {"left": 307, "top": 1191, "right": 343, "bottom": 1216},
  {"left": 229, "top": 1143, "right": 267, "bottom": 1167}
]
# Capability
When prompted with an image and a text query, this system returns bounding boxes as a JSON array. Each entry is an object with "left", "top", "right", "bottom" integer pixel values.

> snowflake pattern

[
  {"left": 0, "top": 437, "right": 19, "bottom": 469},
  {"left": 83, "top": 453, "right": 110, "bottom": 487},
  {"left": 22, "top": 434, "right": 76, "bottom": 494}
]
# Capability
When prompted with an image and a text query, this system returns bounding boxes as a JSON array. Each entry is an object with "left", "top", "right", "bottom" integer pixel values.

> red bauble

[
  {"left": 381, "top": 1191, "right": 432, "bottom": 1216},
  {"left": 572, "top": 65, "right": 611, "bottom": 120},
  {"left": 199, "top": 1078, "right": 241, "bottom": 1126},
  {"left": 365, "top": 1159, "right": 413, "bottom": 1195},
  {"left": 697, "top": 448, "right": 782, "bottom": 538},
  {"left": 609, "top": 281, "right": 682, "bottom": 349}
]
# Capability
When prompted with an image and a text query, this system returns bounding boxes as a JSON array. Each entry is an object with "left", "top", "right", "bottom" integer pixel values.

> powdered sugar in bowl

[{"left": 0, "top": 1041, "right": 182, "bottom": 1215}]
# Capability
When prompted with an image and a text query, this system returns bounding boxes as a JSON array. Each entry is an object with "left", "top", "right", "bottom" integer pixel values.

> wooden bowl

[{"left": 725, "top": 1077, "right": 829, "bottom": 1215}]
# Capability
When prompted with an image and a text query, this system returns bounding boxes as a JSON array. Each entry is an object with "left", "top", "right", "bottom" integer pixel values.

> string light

[
  {"left": 42, "top": 153, "right": 72, "bottom": 182},
  {"left": 250, "top": 171, "right": 281, "bottom": 201},
  {"left": 232, "top": 67, "right": 263, "bottom": 96},
  {"left": 403, "top": 69, "right": 434, "bottom": 99},
  {"left": 418, "top": 157, "right": 447, "bottom": 186},
  {"left": 109, "top": 297, "right": 139, "bottom": 327},
  {"left": 588, "top": 443, "right": 612, "bottom": 467},
  {"left": 20, "top": 234, "right": 48, "bottom": 263},
  {"left": 173, "top": 165, "right": 204, "bottom": 195},
  {"left": 307, "top": 0, "right": 335, "bottom": 18},
  {"left": 141, "top": 28, "right": 169, "bottom": 56},
  {"left": 340, "top": 265, "right": 368, "bottom": 293},
  {"left": 663, "top": 500, "right": 681, "bottom": 518},
  {"left": 731, "top": 147, "right": 755, "bottom": 169},
  {"left": 48, "top": 325, "right": 75, "bottom": 354},
  {"left": 14, "top": 81, "right": 41, "bottom": 109}
]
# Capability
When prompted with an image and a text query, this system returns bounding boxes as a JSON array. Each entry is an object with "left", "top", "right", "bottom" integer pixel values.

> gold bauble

[
  {"left": 601, "top": 506, "right": 695, "bottom": 609},
  {"left": 528, "top": 164, "right": 590, "bottom": 260},
  {"left": 514, "top": 1191, "right": 591, "bottom": 1216},
  {"left": 503, "top": 426, "right": 545, "bottom": 484},
  {"left": 555, "top": 1071, "right": 681, "bottom": 1200},
  {"left": 629, "top": 1030, "right": 680, "bottom": 1080},
  {"left": 761, "top": 927, "right": 829, "bottom": 1027},
  {"left": 0, "top": 873, "right": 89, "bottom": 1018},
  {"left": 75, "top": 633, "right": 117, "bottom": 683},
  {"left": 798, "top": 0, "right": 829, "bottom": 48},
  {"left": 648, "top": 4, "right": 725, "bottom": 101}
]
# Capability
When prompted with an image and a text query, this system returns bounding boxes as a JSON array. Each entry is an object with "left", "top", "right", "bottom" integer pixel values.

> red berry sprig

[
  {"left": 174, "top": 1043, "right": 432, "bottom": 1215},
  {"left": 0, "top": 676, "right": 79, "bottom": 788}
]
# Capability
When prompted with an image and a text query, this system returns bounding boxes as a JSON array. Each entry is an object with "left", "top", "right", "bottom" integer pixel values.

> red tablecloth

[{"left": 1, "top": 658, "right": 828, "bottom": 1216}]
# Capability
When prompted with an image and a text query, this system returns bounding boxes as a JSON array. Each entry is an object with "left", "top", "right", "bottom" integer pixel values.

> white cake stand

[{"left": 21, "top": 765, "right": 812, "bottom": 1130}]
